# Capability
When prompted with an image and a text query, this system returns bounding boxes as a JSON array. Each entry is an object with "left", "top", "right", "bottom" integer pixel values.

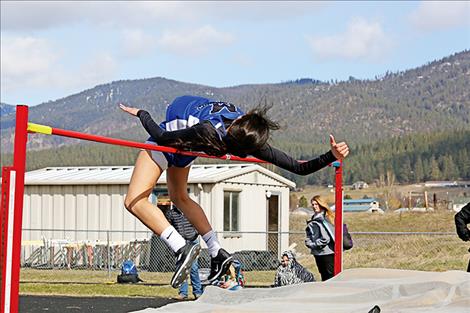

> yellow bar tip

[{"left": 27, "top": 123, "right": 52, "bottom": 135}]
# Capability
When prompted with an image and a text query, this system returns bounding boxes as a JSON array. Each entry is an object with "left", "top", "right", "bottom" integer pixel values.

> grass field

[{"left": 20, "top": 208, "right": 469, "bottom": 298}]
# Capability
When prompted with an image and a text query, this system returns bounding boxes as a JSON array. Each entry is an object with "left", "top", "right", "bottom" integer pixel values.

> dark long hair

[
  {"left": 224, "top": 104, "right": 280, "bottom": 157},
  {"left": 166, "top": 103, "right": 280, "bottom": 158}
]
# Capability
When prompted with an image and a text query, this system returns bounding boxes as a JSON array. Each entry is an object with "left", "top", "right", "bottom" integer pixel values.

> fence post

[{"left": 107, "top": 231, "right": 111, "bottom": 278}]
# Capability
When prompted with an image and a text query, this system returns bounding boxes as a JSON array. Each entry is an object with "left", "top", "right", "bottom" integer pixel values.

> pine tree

[
  {"left": 414, "top": 156, "right": 424, "bottom": 183},
  {"left": 429, "top": 157, "right": 441, "bottom": 180}
]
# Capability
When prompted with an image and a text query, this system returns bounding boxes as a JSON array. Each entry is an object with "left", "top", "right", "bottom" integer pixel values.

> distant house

[
  {"left": 352, "top": 181, "right": 369, "bottom": 190},
  {"left": 424, "top": 181, "right": 470, "bottom": 188},
  {"left": 452, "top": 197, "right": 470, "bottom": 212},
  {"left": 331, "top": 198, "right": 380, "bottom": 212},
  {"left": 291, "top": 207, "right": 314, "bottom": 217}
]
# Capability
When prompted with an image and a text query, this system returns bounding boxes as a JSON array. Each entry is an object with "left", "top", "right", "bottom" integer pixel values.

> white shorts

[{"left": 144, "top": 140, "right": 195, "bottom": 171}]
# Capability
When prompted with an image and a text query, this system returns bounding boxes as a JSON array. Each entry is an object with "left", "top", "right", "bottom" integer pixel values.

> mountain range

[{"left": 1, "top": 50, "right": 469, "bottom": 182}]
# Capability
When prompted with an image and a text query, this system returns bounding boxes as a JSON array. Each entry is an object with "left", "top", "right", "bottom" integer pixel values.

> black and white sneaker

[
  {"left": 170, "top": 242, "right": 201, "bottom": 289},
  {"left": 205, "top": 248, "right": 233, "bottom": 284}
]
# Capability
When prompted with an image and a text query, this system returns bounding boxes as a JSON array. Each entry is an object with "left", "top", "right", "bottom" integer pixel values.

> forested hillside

[
  {"left": 1, "top": 51, "right": 469, "bottom": 153},
  {"left": 1, "top": 51, "right": 469, "bottom": 186},
  {"left": 1, "top": 129, "right": 468, "bottom": 186},
  {"left": 0, "top": 103, "right": 15, "bottom": 116}
]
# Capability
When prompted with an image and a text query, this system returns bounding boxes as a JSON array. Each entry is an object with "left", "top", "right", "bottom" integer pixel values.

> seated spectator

[
  {"left": 273, "top": 250, "right": 315, "bottom": 287},
  {"left": 214, "top": 260, "right": 245, "bottom": 291}
]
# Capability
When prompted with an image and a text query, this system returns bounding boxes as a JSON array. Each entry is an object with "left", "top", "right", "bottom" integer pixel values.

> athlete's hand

[
  {"left": 330, "top": 134, "right": 349, "bottom": 160},
  {"left": 119, "top": 103, "right": 139, "bottom": 116}
]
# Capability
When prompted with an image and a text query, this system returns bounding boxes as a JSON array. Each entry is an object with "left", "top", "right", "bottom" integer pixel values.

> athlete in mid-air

[{"left": 119, "top": 95, "right": 349, "bottom": 288}]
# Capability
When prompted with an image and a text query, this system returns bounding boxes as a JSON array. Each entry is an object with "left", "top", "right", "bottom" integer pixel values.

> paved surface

[{"left": 19, "top": 295, "right": 179, "bottom": 313}]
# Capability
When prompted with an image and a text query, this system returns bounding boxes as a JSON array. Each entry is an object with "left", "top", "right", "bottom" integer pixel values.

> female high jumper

[{"left": 119, "top": 95, "right": 349, "bottom": 288}]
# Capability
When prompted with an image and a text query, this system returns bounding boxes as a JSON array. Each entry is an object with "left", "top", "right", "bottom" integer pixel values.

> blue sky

[{"left": 1, "top": 1, "right": 469, "bottom": 106}]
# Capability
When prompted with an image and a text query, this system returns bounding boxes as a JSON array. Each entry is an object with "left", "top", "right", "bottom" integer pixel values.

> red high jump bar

[{"left": 1, "top": 105, "right": 343, "bottom": 312}]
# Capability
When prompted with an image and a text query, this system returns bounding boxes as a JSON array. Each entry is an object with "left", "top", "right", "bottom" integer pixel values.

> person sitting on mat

[
  {"left": 119, "top": 95, "right": 349, "bottom": 288},
  {"left": 273, "top": 250, "right": 315, "bottom": 287}
]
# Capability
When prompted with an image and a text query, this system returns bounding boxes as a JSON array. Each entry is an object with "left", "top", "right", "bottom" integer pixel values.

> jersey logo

[{"left": 209, "top": 102, "right": 237, "bottom": 114}]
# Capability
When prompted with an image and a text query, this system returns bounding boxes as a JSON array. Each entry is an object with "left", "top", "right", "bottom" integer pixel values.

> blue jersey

[
  {"left": 160, "top": 95, "right": 244, "bottom": 136},
  {"left": 152, "top": 95, "right": 244, "bottom": 168}
]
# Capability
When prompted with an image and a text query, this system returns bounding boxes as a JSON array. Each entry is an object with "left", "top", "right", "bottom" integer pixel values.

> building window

[{"left": 223, "top": 191, "right": 240, "bottom": 232}]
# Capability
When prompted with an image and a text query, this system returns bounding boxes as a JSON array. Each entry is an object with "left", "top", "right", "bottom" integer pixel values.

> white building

[{"left": 21, "top": 164, "right": 295, "bottom": 256}]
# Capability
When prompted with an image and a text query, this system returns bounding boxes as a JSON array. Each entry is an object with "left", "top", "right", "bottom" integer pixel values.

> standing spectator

[
  {"left": 305, "top": 195, "right": 335, "bottom": 281},
  {"left": 273, "top": 250, "right": 315, "bottom": 287},
  {"left": 454, "top": 202, "right": 470, "bottom": 272},
  {"left": 165, "top": 205, "right": 203, "bottom": 300}
]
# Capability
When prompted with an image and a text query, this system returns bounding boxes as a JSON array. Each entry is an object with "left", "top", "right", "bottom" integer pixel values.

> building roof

[
  {"left": 331, "top": 198, "right": 378, "bottom": 212},
  {"left": 24, "top": 164, "right": 296, "bottom": 187},
  {"left": 343, "top": 198, "right": 377, "bottom": 204}
]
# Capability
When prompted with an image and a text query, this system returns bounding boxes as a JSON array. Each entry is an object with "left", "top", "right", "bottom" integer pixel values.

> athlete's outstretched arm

[
  {"left": 252, "top": 135, "right": 349, "bottom": 176},
  {"left": 119, "top": 103, "right": 207, "bottom": 146}
]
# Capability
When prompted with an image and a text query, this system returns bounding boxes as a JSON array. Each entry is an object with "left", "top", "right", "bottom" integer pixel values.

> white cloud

[
  {"left": 1, "top": 1, "right": 326, "bottom": 31},
  {"left": 409, "top": 1, "right": 470, "bottom": 31},
  {"left": 1, "top": 35, "right": 117, "bottom": 100},
  {"left": 121, "top": 29, "right": 158, "bottom": 57},
  {"left": 158, "top": 25, "right": 235, "bottom": 56},
  {"left": 0, "top": 2, "right": 187, "bottom": 31},
  {"left": 307, "top": 18, "right": 393, "bottom": 61},
  {"left": 1, "top": 36, "right": 60, "bottom": 89},
  {"left": 74, "top": 53, "right": 118, "bottom": 89}
]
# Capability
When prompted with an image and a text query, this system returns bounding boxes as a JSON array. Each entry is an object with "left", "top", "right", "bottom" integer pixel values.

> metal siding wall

[
  {"left": 241, "top": 185, "right": 266, "bottom": 232},
  {"left": 20, "top": 179, "right": 290, "bottom": 252},
  {"left": 87, "top": 186, "right": 100, "bottom": 239},
  {"left": 98, "top": 185, "right": 110, "bottom": 241},
  {"left": 22, "top": 190, "right": 31, "bottom": 241},
  {"left": 110, "top": 185, "right": 123, "bottom": 241},
  {"left": 122, "top": 187, "right": 136, "bottom": 241},
  {"left": 217, "top": 183, "right": 265, "bottom": 252},
  {"left": 280, "top": 187, "right": 290, "bottom": 254},
  {"left": 64, "top": 185, "right": 76, "bottom": 240},
  {"left": 76, "top": 185, "right": 87, "bottom": 241},
  {"left": 52, "top": 186, "right": 64, "bottom": 233},
  {"left": 211, "top": 184, "right": 223, "bottom": 231},
  {"left": 29, "top": 186, "right": 41, "bottom": 231},
  {"left": 42, "top": 191, "right": 53, "bottom": 238}
]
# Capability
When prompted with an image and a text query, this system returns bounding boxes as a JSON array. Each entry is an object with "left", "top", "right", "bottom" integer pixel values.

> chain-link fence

[{"left": 20, "top": 228, "right": 469, "bottom": 281}]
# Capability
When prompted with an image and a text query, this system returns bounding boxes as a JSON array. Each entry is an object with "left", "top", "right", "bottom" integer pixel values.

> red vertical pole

[
  {"left": 5, "top": 105, "right": 28, "bottom": 313},
  {"left": 1, "top": 167, "right": 13, "bottom": 312},
  {"left": 333, "top": 161, "right": 343, "bottom": 275}
]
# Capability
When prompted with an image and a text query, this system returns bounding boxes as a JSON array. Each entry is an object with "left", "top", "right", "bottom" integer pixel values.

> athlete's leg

[
  {"left": 166, "top": 166, "right": 212, "bottom": 234},
  {"left": 167, "top": 166, "right": 232, "bottom": 283},
  {"left": 124, "top": 150, "right": 171, "bottom": 235},
  {"left": 125, "top": 150, "right": 200, "bottom": 288}
]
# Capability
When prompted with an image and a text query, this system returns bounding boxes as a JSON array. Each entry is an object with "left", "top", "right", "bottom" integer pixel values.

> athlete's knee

[
  {"left": 124, "top": 195, "right": 134, "bottom": 212},
  {"left": 170, "top": 193, "right": 192, "bottom": 207},
  {"left": 124, "top": 195, "right": 145, "bottom": 213}
]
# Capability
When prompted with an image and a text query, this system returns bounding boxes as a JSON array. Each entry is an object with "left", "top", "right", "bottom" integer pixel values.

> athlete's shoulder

[{"left": 172, "top": 95, "right": 212, "bottom": 104}]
